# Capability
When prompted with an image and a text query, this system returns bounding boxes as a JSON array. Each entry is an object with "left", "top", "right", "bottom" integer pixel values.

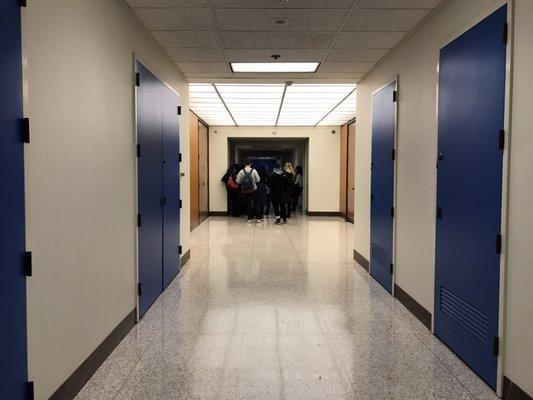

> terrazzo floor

[{"left": 75, "top": 214, "right": 499, "bottom": 400}]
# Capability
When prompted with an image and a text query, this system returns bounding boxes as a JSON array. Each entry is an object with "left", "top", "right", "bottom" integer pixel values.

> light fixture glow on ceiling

[{"left": 230, "top": 62, "right": 320, "bottom": 73}]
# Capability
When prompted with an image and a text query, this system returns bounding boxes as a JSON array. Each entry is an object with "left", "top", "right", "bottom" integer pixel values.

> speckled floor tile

[{"left": 75, "top": 215, "right": 499, "bottom": 400}]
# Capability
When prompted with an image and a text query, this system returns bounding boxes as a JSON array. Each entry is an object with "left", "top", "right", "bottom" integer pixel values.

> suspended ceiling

[
  {"left": 125, "top": 0, "right": 445, "bottom": 82},
  {"left": 189, "top": 83, "right": 356, "bottom": 126}
]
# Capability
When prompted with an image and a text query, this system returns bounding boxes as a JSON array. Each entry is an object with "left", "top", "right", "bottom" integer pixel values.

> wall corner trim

[
  {"left": 48, "top": 309, "right": 136, "bottom": 400},
  {"left": 503, "top": 376, "right": 533, "bottom": 400},
  {"left": 353, "top": 249, "right": 370, "bottom": 272},
  {"left": 180, "top": 249, "right": 191, "bottom": 268},
  {"left": 394, "top": 284, "right": 432, "bottom": 330}
]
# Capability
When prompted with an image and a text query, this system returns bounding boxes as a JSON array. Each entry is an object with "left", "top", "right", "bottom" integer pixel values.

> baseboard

[
  {"left": 353, "top": 249, "right": 369, "bottom": 272},
  {"left": 394, "top": 284, "right": 432, "bottom": 330},
  {"left": 208, "top": 211, "right": 228, "bottom": 216},
  {"left": 49, "top": 309, "right": 136, "bottom": 400},
  {"left": 503, "top": 376, "right": 532, "bottom": 400},
  {"left": 180, "top": 249, "right": 191, "bottom": 268},
  {"left": 305, "top": 211, "right": 342, "bottom": 217}
]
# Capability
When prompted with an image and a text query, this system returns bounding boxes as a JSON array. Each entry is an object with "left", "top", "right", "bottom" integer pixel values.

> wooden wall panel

[
  {"left": 339, "top": 123, "right": 348, "bottom": 217},
  {"left": 198, "top": 122, "right": 209, "bottom": 224},
  {"left": 189, "top": 111, "right": 199, "bottom": 231}
]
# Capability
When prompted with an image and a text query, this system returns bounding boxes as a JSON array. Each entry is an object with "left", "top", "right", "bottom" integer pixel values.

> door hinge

[
  {"left": 137, "top": 283, "right": 142, "bottom": 296},
  {"left": 370, "top": 194, "right": 374, "bottom": 203},
  {"left": 21, "top": 118, "right": 30, "bottom": 143},
  {"left": 20, "top": 0, "right": 27, "bottom": 7},
  {"left": 160, "top": 196, "right": 166, "bottom": 206},
  {"left": 499, "top": 130, "right": 505, "bottom": 150},
  {"left": 179, "top": 199, "right": 183, "bottom": 209},
  {"left": 179, "top": 153, "right": 182, "bottom": 162},
  {"left": 136, "top": 144, "right": 141, "bottom": 157},
  {"left": 496, "top": 234, "right": 502, "bottom": 254},
  {"left": 502, "top": 23, "right": 508, "bottom": 44},
  {"left": 178, "top": 245, "right": 183, "bottom": 255},
  {"left": 27, "top": 381, "right": 34, "bottom": 400},
  {"left": 390, "top": 206, "right": 395, "bottom": 218},
  {"left": 493, "top": 337, "right": 499, "bottom": 356},
  {"left": 393, "top": 90, "right": 398, "bottom": 102},
  {"left": 391, "top": 148, "right": 396, "bottom": 160},
  {"left": 24, "top": 251, "right": 32, "bottom": 277},
  {"left": 437, "top": 206, "right": 443, "bottom": 220},
  {"left": 389, "top": 263, "right": 393, "bottom": 274},
  {"left": 135, "top": 72, "right": 140, "bottom": 87},
  {"left": 137, "top": 214, "right": 141, "bottom": 227},
  {"left": 177, "top": 106, "right": 182, "bottom": 115}
]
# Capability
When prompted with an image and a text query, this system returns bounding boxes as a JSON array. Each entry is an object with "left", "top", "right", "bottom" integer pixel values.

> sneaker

[
  {"left": 256, "top": 219, "right": 263, "bottom": 223},
  {"left": 275, "top": 219, "right": 281, "bottom": 225},
  {"left": 247, "top": 219, "right": 252, "bottom": 223},
  {"left": 282, "top": 219, "right": 287, "bottom": 224}
]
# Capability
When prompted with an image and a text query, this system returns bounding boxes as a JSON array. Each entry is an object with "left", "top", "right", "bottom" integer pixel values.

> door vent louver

[
  {"left": 371, "top": 242, "right": 392, "bottom": 272},
  {"left": 440, "top": 286, "right": 488, "bottom": 343}
]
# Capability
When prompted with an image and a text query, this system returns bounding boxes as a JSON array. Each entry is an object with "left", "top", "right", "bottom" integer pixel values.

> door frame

[
  {"left": 345, "top": 118, "right": 356, "bottom": 223},
  {"left": 369, "top": 76, "right": 399, "bottom": 295},
  {"left": 432, "top": 2, "right": 513, "bottom": 395},
  {"left": 133, "top": 55, "right": 181, "bottom": 321},
  {"left": 197, "top": 118, "right": 209, "bottom": 224}
]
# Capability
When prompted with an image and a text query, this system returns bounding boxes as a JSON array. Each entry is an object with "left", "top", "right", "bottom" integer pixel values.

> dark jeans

[
  {"left": 243, "top": 191, "right": 263, "bottom": 220},
  {"left": 271, "top": 194, "right": 287, "bottom": 220}
]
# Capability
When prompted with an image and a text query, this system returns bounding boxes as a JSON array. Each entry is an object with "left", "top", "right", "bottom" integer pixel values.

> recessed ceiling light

[{"left": 230, "top": 62, "right": 320, "bottom": 73}]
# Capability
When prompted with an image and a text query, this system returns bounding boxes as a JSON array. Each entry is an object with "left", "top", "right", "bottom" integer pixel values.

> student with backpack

[
  {"left": 235, "top": 161, "right": 261, "bottom": 223},
  {"left": 221, "top": 163, "right": 241, "bottom": 216},
  {"left": 268, "top": 163, "right": 287, "bottom": 224},
  {"left": 283, "top": 162, "right": 295, "bottom": 219}
]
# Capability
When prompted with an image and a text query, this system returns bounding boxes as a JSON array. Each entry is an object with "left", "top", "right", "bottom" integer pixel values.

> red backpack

[{"left": 226, "top": 175, "right": 239, "bottom": 191}]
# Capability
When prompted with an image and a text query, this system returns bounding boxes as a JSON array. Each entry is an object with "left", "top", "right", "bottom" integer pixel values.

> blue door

[
  {"left": 0, "top": 1, "right": 28, "bottom": 399},
  {"left": 162, "top": 86, "right": 180, "bottom": 289},
  {"left": 435, "top": 6, "right": 507, "bottom": 389},
  {"left": 136, "top": 62, "right": 164, "bottom": 317},
  {"left": 370, "top": 81, "right": 396, "bottom": 293},
  {"left": 136, "top": 62, "right": 181, "bottom": 316}
]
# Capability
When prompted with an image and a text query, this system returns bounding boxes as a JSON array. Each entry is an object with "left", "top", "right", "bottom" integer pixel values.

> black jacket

[{"left": 269, "top": 170, "right": 293, "bottom": 196}]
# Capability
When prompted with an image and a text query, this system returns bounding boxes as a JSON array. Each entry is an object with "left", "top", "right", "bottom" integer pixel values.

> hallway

[{"left": 75, "top": 216, "right": 497, "bottom": 400}]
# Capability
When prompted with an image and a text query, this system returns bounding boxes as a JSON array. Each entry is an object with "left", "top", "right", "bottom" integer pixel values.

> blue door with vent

[
  {"left": 435, "top": 6, "right": 507, "bottom": 389},
  {"left": 0, "top": 1, "right": 28, "bottom": 398},
  {"left": 370, "top": 81, "right": 396, "bottom": 293}
]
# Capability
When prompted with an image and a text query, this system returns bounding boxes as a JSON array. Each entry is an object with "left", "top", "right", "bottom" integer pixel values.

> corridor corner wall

[
  {"left": 21, "top": 1, "right": 190, "bottom": 399},
  {"left": 353, "top": 0, "right": 533, "bottom": 397}
]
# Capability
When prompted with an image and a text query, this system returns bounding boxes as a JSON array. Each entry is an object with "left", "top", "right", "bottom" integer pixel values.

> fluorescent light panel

[{"left": 230, "top": 62, "right": 319, "bottom": 73}]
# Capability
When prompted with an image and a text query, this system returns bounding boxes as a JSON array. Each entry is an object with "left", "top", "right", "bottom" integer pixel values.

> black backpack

[{"left": 241, "top": 170, "right": 255, "bottom": 193}]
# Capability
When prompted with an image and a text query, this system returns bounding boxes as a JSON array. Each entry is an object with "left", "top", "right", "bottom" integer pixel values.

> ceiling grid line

[
  {"left": 275, "top": 82, "right": 290, "bottom": 127},
  {"left": 314, "top": 86, "right": 357, "bottom": 126},
  {"left": 208, "top": 0, "right": 233, "bottom": 76},
  {"left": 212, "top": 83, "right": 238, "bottom": 126}
]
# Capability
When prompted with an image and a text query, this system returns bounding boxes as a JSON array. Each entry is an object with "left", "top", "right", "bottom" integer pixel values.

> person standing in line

[
  {"left": 255, "top": 168, "right": 269, "bottom": 223},
  {"left": 292, "top": 165, "right": 303, "bottom": 212},
  {"left": 268, "top": 164, "right": 286, "bottom": 224},
  {"left": 283, "top": 162, "right": 295, "bottom": 219},
  {"left": 235, "top": 161, "right": 261, "bottom": 223}
]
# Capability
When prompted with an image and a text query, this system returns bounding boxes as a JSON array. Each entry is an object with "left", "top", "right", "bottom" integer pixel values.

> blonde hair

[{"left": 284, "top": 162, "right": 294, "bottom": 174}]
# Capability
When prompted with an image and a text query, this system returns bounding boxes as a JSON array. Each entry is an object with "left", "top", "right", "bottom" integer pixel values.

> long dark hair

[{"left": 295, "top": 166, "right": 303, "bottom": 175}]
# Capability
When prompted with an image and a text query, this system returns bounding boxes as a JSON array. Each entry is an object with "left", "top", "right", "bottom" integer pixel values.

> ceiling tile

[
  {"left": 152, "top": 31, "right": 220, "bottom": 48},
  {"left": 224, "top": 48, "right": 326, "bottom": 62},
  {"left": 334, "top": 31, "right": 406, "bottom": 48},
  {"left": 344, "top": 8, "right": 430, "bottom": 32},
  {"left": 133, "top": 8, "right": 214, "bottom": 30},
  {"left": 327, "top": 48, "right": 389, "bottom": 62},
  {"left": 166, "top": 48, "right": 226, "bottom": 61},
  {"left": 320, "top": 61, "right": 374, "bottom": 73},
  {"left": 222, "top": 31, "right": 336, "bottom": 49},
  {"left": 213, "top": 0, "right": 353, "bottom": 8},
  {"left": 355, "top": 0, "right": 441, "bottom": 8},
  {"left": 125, "top": 0, "right": 210, "bottom": 7},
  {"left": 215, "top": 9, "right": 347, "bottom": 32},
  {"left": 177, "top": 61, "right": 231, "bottom": 73}
]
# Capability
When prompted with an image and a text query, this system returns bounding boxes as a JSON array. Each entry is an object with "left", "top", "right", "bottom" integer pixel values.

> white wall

[
  {"left": 209, "top": 126, "right": 340, "bottom": 213},
  {"left": 22, "top": 1, "right": 190, "bottom": 399},
  {"left": 354, "top": 0, "right": 532, "bottom": 395}
]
